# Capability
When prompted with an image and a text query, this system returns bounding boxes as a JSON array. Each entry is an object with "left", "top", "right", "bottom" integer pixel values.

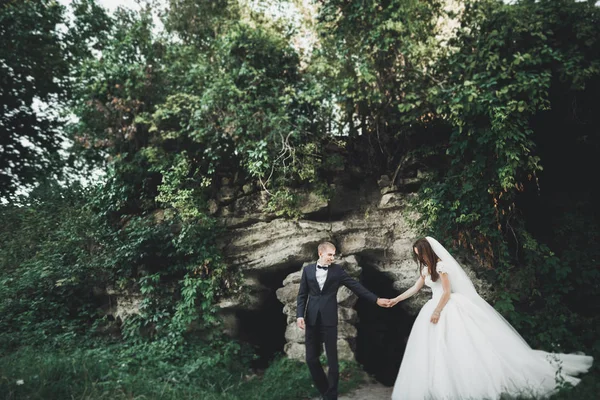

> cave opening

[
  {"left": 354, "top": 260, "right": 416, "bottom": 386},
  {"left": 234, "top": 263, "right": 300, "bottom": 369}
]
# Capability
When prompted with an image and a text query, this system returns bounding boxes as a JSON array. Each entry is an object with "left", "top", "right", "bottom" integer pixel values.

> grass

[
  {"left": 1, "top": 340, "right": 597, "bottom": 400},
  {"left": 0, "top": 344, "right": 365, "bottom": 400}
]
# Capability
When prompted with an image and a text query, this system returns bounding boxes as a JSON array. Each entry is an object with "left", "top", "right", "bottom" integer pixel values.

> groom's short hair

[{"left": 318, "top": 242, "right": 336, "bottom": 253}]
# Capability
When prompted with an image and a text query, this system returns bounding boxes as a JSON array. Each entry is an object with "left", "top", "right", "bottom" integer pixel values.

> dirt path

[
  {"left": 312, "top": 380, "right": 393, "bottom": 400},
  {"left": 339, "top": 381, "right": 392, "bottom": 399}
]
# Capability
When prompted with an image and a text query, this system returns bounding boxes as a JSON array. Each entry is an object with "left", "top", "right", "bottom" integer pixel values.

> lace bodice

[{"left": 421, "top": 261, "right": 448, "bottom": 298}]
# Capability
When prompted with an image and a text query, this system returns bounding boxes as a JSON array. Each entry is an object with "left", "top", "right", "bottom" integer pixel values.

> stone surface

[
  {"left": 284, "top": 342, "right": 306, "bottom": 360},
  {"left": 337, "top": 322, "right": 357, "bottom": 339},
  {"left": 216, "top": 186, "right": 236, "bottom": 203},
  {"left": 321, "top": 380, "right": 393, "bottom": 400},
  {"left": 222, "top": 219, "right": 331, "bottom": 271},
  {"left": 380, "top": 184, "right": 399, "bottom": 195},
  {"left": 297, "top": 191, "right": 328, "bottom": 215},
  {"left": 283, "top": 339, "right": 356, "bottom": 362},
  {"left": 242, "top": 183, "right": 254, "bottom": 194},
  {"left": 340, "top": 255, "right": 361, "bottom": 276},
  {"left": 276, "top": 283, "right": 301, "bottom": 305},
  {"left": 379, "top": 192, "right": 404, "bottom": 209},
  {"left": 207, "top": 199, "right": 219, "bottom": 215},
  {"left": 213, "top": 179, "right": 493, "bottom": 362},
  {"left": 105, "top": 177, "right": 493, "bottom": 364},
  {"left": 377, "top": 175, "right": 391, "bottom": 188},
  {"left": 336, "top": 339, "right": 355, "bottom": 361},
  {"left": 105, "top": 288, "right": 142, "bottom": 322},
  {"left": 337, "top": 286, "right": 358, "bottom": 308},
  {"left": 283, "top": 270, "right": 303, "bottom": 286},
  {"left": 337, "top": 306, "right": 358, "bottom": 324},
  {"left": 285, "top": 324, "right": 306, "bottom": 343}
]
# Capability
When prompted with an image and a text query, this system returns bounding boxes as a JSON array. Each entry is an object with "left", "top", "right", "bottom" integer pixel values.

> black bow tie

[{"left": 317, "top": 265, "right": 329, "bottom": 270}]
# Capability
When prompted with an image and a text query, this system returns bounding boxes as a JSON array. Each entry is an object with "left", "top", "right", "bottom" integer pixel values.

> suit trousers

[{"left": 305, "top": 313, "right": 339, "bottom": 400}]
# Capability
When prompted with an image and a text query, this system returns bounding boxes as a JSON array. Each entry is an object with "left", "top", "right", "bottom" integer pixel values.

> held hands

[
  {"left": 377, "top": 298, "right": 392, "bottom": 308},
  {"left": 297, "top": 317, "right": 305, "bottom": 330},
  {"left": 376, "top": 297, "right": 405, "bottom": 308}
]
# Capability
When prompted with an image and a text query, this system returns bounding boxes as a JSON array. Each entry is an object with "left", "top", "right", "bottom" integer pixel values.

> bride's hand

[{"left": 430, "top": 310, "right": 440, "bottom": 324}]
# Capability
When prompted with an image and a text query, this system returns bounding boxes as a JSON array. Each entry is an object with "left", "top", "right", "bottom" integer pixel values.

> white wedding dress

[{"left": 391, "top": 238, "right": 593, "bottom": 400}]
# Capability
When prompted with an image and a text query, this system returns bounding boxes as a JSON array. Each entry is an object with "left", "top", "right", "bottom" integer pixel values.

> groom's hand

[
  {"left": 297, "top": 317, "right": 305, "bottom": 330},
  {"left": 376, "top": 298, "right": 391, "bottom": 308}
]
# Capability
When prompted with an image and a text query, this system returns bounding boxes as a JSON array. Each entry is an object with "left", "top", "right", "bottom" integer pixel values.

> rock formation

[
  {"left": 105, "top": 172, "right": 492, "bottom": 363},
  {"left": 215, "top": 175, "right": 492, "bottom": 361}
]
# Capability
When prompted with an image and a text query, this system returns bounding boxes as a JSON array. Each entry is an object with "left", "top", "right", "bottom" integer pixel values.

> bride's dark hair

[{"left": 413, "top": 238, "right": 441, "bottom": 282}]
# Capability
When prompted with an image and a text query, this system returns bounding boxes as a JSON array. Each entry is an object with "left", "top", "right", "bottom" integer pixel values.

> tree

[
  {"left": 0, "top": 0, "right": 69, "bottom": 199},
  {"left": 0, "top": 0, "right": 111, "bottom": 201},
  {"left": 314, "top": 0, "right": 444, "bottom": 172}
]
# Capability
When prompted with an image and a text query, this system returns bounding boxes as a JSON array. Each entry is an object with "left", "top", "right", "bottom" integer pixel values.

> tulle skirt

[{"left": 391, "top": 293, "right": 593, "bottom": 400}]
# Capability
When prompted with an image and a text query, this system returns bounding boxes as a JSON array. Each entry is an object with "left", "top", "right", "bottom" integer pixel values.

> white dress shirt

[{"left": 316, "top": 263, "right": 329, "bottom": 291}]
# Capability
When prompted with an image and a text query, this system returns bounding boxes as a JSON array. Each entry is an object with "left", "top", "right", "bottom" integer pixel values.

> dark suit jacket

[{"left": 296, "top": 263, "right": 378, "bottom": 326}]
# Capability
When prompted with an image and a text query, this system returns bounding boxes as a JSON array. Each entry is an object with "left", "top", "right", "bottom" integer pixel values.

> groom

[{"left": 296, "top": 241, "right": 390, "bottom": 400}]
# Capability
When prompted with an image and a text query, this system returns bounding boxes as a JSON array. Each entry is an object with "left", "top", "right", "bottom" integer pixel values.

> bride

[{"left": 390, "top": 237, "right": 593, "bottom": 400}]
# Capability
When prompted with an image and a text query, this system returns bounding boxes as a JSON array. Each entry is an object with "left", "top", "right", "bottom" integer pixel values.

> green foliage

[
  {"left": 0, "top": 179, "right": 239, "bottom": 353},
  {"left": 0, "top": 343, "right": 365, "bottom": 400},
  {"left": 314, "top": 0, "right": 444, "bottom": 169},
  {"left": 314, "top": 0, "right": 599, "bottom": 354},
  {"left": 411, "top": 0, "right": 600, "bottom": 350},
  {"left": 69, "top": 3, "right": 333, "bottom": 200},
  {"left": 0, "top": 340, "right": 250, "bottom": 400},
  {"left": 2, "top": 0, "right": 329, "bottom": 357},
  {"left": 59, "top": 1, "right": 333, "bottom": 351},
  {"left": 0, "top": 0, "right": 67, "bottom": 199},
  {"left": 1, "top": 1, "right": 599, "bottom": 398},
  {"left": 0, "top": 183, "right": 113, "bottom": 348},
  {"left": 265, "top": 188, "right": 303, "bottom": 219},
  {"left": 0, "top": 0, "right": 112, "bottom": 200}
]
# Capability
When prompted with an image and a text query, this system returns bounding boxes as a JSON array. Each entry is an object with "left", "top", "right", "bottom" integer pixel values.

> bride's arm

[
  {"left": 390, "top": 276, "right": 424, "bottom": 306},
  {"left": 430, "top": 273, "right": 451, "bottom": 324}
]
